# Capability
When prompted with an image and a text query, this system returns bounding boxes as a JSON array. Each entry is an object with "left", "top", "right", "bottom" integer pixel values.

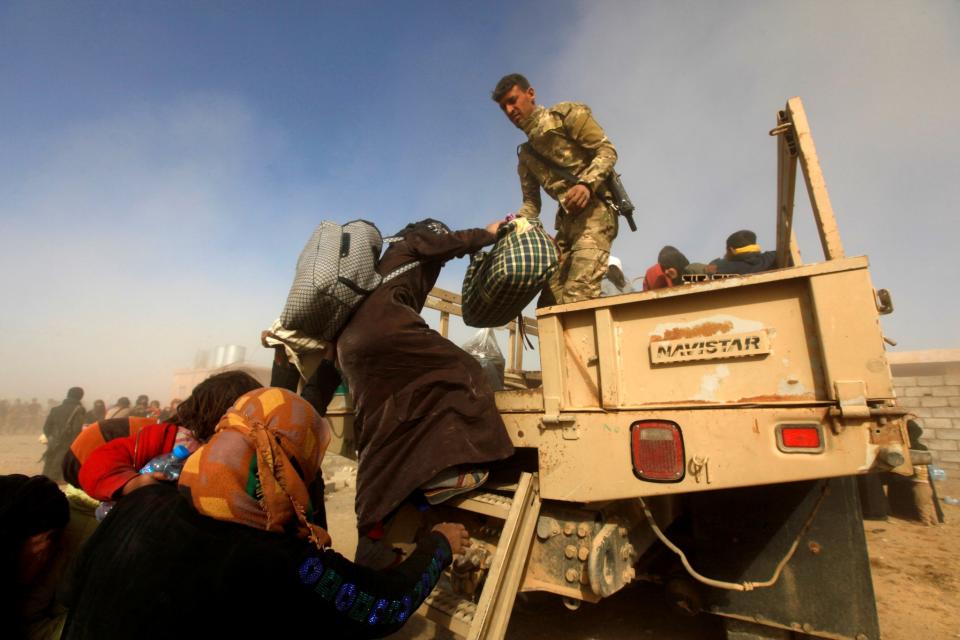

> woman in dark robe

[{"left": 337, "top": 219, "right": 515, "bottom": 557}]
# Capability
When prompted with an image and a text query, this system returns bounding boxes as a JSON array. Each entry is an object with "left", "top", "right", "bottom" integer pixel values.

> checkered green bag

[{"left": 461, "top": 219, "right": 558, "bottom": 327}]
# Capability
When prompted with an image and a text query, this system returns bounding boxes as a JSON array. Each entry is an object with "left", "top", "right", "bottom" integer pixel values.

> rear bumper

[{"left": 499, "top": 406, "right": 910, "bottom": 502}]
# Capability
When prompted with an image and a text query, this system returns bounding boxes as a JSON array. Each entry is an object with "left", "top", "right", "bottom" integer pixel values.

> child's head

[
  {"left": 725, "top": 229, "right": 758, "bottom": 258},
  {"left": 658, "top": 246, "right": 689, "bottom": 282},
  {"left": 606, "top": 255, "right": 627, "bottom": 288},
  {"left": 171, "top": 371, "right": 263, "bottom": 442}
]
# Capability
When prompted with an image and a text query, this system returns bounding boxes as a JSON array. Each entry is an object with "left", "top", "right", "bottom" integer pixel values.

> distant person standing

[
  {"left": 129, "top": 395, "right": 150, "bottom": 418},
  {"left": 10, "top": 399, "right": 25, "bottom": 433},
  {"left": 105, "top": 397, "right": 131, "bottom": 420},
  {"left": 41, "top": 388, "right": 86, "bottom": 482},
  {"left": 492, "top": 73, "right": 619, "bottom": 305},
  {"left": 158, "top": 398, "right": 180, "bottom": 423},
  {"left": 27, "top": 399, "right": 42, "bottom": 432},
  {"left": 84, "top": 400, "right": 106, "bottom": 425}
]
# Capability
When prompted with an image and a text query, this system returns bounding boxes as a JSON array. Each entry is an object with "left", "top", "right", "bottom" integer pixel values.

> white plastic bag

[{"left": 460, "top": 328, "right": 505, "bottom": 391}]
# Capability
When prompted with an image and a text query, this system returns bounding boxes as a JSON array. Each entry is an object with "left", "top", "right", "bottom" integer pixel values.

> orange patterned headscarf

[{"left": 178, "top": 388, "right": 332, "bottom": 549}]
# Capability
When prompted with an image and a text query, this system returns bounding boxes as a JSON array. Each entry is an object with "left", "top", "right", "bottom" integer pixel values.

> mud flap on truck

[{"left": 688, "top": 476, "right": 880, "bottom": 640}]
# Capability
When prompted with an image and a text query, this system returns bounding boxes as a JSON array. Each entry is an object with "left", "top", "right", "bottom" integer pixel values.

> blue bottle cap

[{"left": 172, "top": 444, "right": 190, "bottom": 460}]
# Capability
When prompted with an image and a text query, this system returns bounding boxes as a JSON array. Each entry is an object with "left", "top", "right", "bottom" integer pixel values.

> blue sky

[{"left": 1, "top": 1, "right": 958, "bottom": 404}]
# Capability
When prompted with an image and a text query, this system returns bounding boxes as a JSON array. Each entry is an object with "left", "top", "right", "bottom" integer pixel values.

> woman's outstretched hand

[{"left": 485, "top": 220, "right": 506, "bottom": 235}]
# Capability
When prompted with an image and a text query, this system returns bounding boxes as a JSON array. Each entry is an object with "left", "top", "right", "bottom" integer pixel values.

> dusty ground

[{"left": 4, "top": 433, "right": 959, "bottom": 639}]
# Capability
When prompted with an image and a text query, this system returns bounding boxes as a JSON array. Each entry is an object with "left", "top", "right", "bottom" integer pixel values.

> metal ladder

[{"left": 417, "top": 472, "right": 541, "bottom": 640}]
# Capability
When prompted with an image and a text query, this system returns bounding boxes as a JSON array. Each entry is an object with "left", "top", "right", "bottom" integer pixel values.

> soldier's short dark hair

[
  {"left": 658, "top": 246, "right": 689, "bottom": 272},
  {"left": 67, "top": 387, "right": 84, "bottom": 401},
  {"left": 726, "top": 230, "right": 757, "bottom": 250},
  {"left": 491, "top": 73, "right": 531, "bottom": 102}
]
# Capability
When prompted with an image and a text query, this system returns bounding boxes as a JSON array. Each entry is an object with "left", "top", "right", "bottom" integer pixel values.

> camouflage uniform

[{"left": 515, "top": 102, "right": 618, "bottom": 305}]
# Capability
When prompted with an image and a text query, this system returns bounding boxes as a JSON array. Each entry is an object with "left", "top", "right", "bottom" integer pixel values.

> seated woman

[
  {"left": 337, "top": 218, "right": 515, "bottom": 567},
  {"left": 60, "top": 388, "right": 468, "bottom": 638}
]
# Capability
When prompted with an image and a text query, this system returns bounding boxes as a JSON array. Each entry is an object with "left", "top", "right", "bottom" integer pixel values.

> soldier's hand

[
  {"left": 432, "top": 522, "right": 471, "bottom": 554},
  {"left": 562, "top": 184, "right": 591, "bottom": 213}
]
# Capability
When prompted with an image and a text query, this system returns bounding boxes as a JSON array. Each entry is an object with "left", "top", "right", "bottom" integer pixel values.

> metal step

[{"left": 445, "top": 490, "right": 514, "bottom": 519}]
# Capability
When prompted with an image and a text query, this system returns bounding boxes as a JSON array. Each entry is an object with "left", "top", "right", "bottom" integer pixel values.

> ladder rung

[
  {"left": 445, "top": 491, "right": 513, "bottom": 518},
  {"left": 420, "top": 588, "right": 477, "bottom": 638},
  {"left": 483, "top": 480, "right": 519, "bottom": 493}
]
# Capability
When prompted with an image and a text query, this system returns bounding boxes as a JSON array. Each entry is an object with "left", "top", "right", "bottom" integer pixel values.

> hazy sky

[{"left": 1, "top": 1, "right": 957, "bottom": 405}]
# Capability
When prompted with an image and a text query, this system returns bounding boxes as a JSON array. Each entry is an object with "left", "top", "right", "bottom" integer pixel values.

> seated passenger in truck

[
  {"left": 600, "top": 255, "right": 634, "bottom": 296},
  {"left": 642, "top": 245, "right": 703, "bottom": 290},
  {"left": 706, "top": 229, "right": 778, "bottom": 275}
]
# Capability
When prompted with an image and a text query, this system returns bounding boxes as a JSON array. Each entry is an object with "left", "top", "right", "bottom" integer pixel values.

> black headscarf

[
  {"left": 0, "top": 474, "right": 69, "bottom": 637},
  {"left": 0, "top": 474, "right": 69, "bottom": 546},
  {"left": 391, "top": 218, "right": 451, "bottom": 239}
]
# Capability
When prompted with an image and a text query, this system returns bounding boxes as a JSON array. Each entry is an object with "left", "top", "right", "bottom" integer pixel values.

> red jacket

[
  {"left": 78, "top": 422, "right": 179, "bottom": 501},
  {"left": 63, "top": 417, "right": 157, "bottom": 488}
]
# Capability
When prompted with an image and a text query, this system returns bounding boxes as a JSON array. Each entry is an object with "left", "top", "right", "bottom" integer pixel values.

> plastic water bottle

[
  {"left": 140, "top": 444, "right": 191, "bottom": 481},
  {"left": 929, "top": 465, "right": 947, "bottom": 482}
]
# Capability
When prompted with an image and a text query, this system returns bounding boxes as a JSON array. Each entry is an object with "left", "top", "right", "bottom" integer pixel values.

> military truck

[{"left": 325, "top": 97, "right": 908, "bottom": 640}]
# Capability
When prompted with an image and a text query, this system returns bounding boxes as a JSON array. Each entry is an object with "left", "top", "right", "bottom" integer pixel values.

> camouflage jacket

[{"left": 516, "top": 102, "right": 618, "bottom": 219}]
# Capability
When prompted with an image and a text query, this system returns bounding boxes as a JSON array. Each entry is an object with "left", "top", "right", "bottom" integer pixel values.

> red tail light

[
  {"left": 776, "top": 424, "right": 824, "bottom": 453},
  {"left": 630, "top": 420, "right": 685, "bottom": 482}
]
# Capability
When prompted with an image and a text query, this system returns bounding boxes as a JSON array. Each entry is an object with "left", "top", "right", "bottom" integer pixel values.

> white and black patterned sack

[{"left": 280, "top": 220, "right": 415, "bottom": 341}]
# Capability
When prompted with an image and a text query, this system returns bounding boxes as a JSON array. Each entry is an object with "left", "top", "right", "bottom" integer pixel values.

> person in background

[
  {"left": 84, "top": 400, "right": 106, "bottom": 426},
  {"left": 158, "top": 398, "right": 180, "bottom": 422},
  {"left": 129, "top": 395, "right": 150, "bottom": 418},
  {"left": 642, "top": 245, "right": 691, "bottom": 291},
  {"left": 40, "top": 388, "right": 86, "bottom": 483},
  {"left": 600, "top": 255, "right": 634, "bottom": 296},
  {"left": 146, "top": 400, "right": 162, "bottom": 420},
  {"left": 75, "top": 371, "right": 263, "bottom": 503},
  {"left": 337, "top": 218, "right": 514, "bottom": 568},
  {"left": 27, "top": 399, "right": 42, "bottom": 432},
  {"left": 706, "top": 229, "right": 778, "bottom": 275},
  {"left": 11, "top": 399, "right": 26, "bottom": 433},
  {"left": 60, "top": 389, "right": 468, "bottom": 639},
  {"left": 492, "top": 73, "right": 620, "bottom": 305},
  {"left": 104, "top": 397, "right": 130, "bottom": 420}
]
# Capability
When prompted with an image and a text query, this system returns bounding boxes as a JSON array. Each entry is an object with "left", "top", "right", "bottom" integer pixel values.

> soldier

[
  {"left": 492, "top": 73, "right": 619, "bottom": 305},
  {"left": 41, "top": 388, "right": 86, "bottom": 482}
]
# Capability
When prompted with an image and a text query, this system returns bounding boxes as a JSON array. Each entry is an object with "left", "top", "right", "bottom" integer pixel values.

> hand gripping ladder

[{"left": 417, "top": 472, "right": 541, "bottom": 639}]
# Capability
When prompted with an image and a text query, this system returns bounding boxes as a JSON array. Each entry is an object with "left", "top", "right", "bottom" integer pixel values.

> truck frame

[{"left": 325, "top": 97, "right": 908, "bottom": 640}]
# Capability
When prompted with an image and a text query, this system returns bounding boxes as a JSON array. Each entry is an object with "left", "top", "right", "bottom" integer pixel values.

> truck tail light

[
  {"left": 775, "top": 424, "right": 824, "bottom": 453},
  {"left": 630, "top": 420, "right": 685, "bottom": 482}
]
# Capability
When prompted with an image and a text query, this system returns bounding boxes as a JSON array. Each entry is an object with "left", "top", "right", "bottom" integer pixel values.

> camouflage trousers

[{"left": 539, "top": 199, "right": 618, "bottom": 306}]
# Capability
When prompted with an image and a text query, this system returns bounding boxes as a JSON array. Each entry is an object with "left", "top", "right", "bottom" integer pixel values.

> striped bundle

[{"left": 461, "top": 218, "right": 558, "bottom": 327}]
